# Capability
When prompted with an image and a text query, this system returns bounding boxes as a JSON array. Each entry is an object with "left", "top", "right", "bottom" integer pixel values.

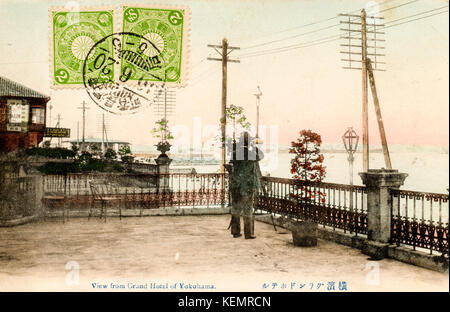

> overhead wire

[
  {"left": 240, "top": 0, "right": 421, "bottom": 51},
  {"left": 185, "top": 1, "right": 448, "bottom": 88},
  {"left": 237, "top": 4, "right": 448, "bottom": 59}
]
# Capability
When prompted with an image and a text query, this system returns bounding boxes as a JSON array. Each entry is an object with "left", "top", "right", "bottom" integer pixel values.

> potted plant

[
  {"left": 288, "top": 129, "right": 327, "bottom": 247},
  {"left": 151, "top": 118, "right": 174, "bottom": 155}
]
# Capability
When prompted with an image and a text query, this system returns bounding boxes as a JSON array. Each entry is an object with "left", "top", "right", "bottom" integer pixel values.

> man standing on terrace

[{"left": 229, "top": 132, "right": 264, "bottom": 239}]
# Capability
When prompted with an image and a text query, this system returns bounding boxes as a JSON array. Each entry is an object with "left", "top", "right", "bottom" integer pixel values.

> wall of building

[{"left": 0, "top": 96, "right": 47, "bottom": 152}]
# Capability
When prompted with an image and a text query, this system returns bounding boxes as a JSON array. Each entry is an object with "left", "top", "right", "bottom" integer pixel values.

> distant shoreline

[{"left": 133, "top": 148, "right": 449, "bottom": 160}]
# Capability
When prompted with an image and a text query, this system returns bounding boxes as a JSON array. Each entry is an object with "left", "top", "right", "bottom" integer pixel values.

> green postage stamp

[
  {"left": 50, "top": 5, "right": 190, "bottom": 88},
  {"left": 121, "top": 5, "right": 188, "bottom": 84},
  {"left": 50, "top": 8, "right": 115, "bottom": 87}
]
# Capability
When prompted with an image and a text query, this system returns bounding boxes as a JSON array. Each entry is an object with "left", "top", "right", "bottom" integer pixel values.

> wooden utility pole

[
  {"left": 77, "top": 101, "right": 89, "bottom": 150},
  {"left": 221, "top": 39, "right": 227, "bottom": 173},
  {"left": 340, "top": 10, "right": 386, "bottom": 173},
  {"left": 361, "top": 9, "right": 369, "bottom": 172},
  {"left": 207, "top": 38, "right": 240, "bottom": 202},
  {"left": 366, "top": 59, "right": 392, "bottom": 169}
]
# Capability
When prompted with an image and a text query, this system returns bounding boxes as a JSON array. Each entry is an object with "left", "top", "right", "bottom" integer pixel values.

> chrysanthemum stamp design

[
  {"left": 50, "top": 9, "right": 114, "bottom": 87},
  {"left": 121, "top": 5, "right": 189, "bottom": 85}
]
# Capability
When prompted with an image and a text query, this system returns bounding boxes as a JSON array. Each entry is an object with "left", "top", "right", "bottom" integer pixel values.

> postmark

[
  {"left": 121, "top": 5, "right": 190, "bottom": 86},
  {"left": 50, "top": 5, "right": 190, "bottom": 89},
  {"left": 82, "top": 32, "right": 167, "bottom": 115},
  {"left": 50, "top": 8, "right": 115, "bottom": 88}
]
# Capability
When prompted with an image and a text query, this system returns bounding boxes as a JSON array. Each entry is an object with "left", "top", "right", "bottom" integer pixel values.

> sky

[{"left": 0, "top": 0, "right": 448, "bottom": 150}]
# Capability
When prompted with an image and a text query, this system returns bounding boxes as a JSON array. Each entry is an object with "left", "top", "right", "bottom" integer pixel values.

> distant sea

[{"left": 171, "top": 151, "right": 449, "bottom": 194}]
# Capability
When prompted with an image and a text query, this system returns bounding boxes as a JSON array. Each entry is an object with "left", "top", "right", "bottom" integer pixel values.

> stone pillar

[
  {"left": 359, "top": 169, "right": 408, "bottom": 243},
  {"left": 33, "top": 175, "right": 44, "bottom": 216},
  {"left": 155, "top": 153, "right": 172, "bottom": 191}
]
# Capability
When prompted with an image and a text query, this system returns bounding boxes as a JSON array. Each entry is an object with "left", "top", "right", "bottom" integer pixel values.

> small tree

[
  {"left": 104, "top": 148, "right": 117, "bottom": 161},
  {"left": 289, "top": 130, "right": 326, "bottom": 203},
  {"left": 151, "top": 118, "right": 174, "bottom": 154},
  {"left": 220, "top": 104, "right": 252, "bottom": 159},
  {"left": 225, "top": 104, "right": 251, "bottom": 142},
  {"left": 151, "top": 118, "right": 174, "bottom": 142},
  {"left": 118, "top": 145, "right": 134, "bottom": 165}
]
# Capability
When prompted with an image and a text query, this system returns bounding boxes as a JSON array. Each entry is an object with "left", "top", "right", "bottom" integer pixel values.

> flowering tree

[
  {"left": 289, "top": 130, "right": 326, "bottom": 203},
  {"left": 290, "top": 130, "right": 326, "bottom": 181}
]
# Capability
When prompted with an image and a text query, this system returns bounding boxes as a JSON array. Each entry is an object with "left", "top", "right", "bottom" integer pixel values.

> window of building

[
  {"left": 31, "top": 108, "right": 45, "bottom": 124},
  {"left": 7, "top": 99, "right": 28, "bottom": 123},
  {"left": 7, "top": 99, "right": 29, "bottom": 132}
]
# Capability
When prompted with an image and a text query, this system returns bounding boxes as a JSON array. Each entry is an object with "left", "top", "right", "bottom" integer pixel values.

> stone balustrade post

[
  {"left": 155, "top": 153, "right": 172, "bottom": 191},
  {"left": 33, "top": 175, "right": 44, "bottom": 216},
  {"left": 359, "top": 169, "right": 408, "bottom": 243}
]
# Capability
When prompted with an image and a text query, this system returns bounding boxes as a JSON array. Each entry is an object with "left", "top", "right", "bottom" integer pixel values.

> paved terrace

[{"left": 0, "top": 215, "right": 448, "bottom": 292}]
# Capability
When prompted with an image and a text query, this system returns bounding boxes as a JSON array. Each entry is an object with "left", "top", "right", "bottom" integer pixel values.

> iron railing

[
  {"left": 43, "top": 173, "right": 158, "bottom": 197},
  {"left": 157, "top": 173, "right": 228, "bottom": 208},
  {"left": 11, "top": 172, "right": 450, "bottom": 258},
  {"left": 391, "top": 189, "right": 449, "bottom": 256},
  {"left": 256, "top": 176, "right": 368, "bottom": 235},
  {"left": 42, "top": 173, "right": 228, "bottom": 211}
]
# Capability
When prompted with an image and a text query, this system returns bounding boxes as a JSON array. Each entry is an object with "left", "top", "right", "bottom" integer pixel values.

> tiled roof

[{"left": 0, "top": 75, "right": 49, "bottom": 99}]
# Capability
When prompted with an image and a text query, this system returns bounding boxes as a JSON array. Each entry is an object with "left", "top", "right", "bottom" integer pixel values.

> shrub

[
  {"left": 37, "top": 162, "right": 80, "bottom": 174},
  {"left": 25, "top": 147, "right": 76, "bottom": 159},
  {"left": 104, "top": 148, "right": 117, "bottom": 161}
]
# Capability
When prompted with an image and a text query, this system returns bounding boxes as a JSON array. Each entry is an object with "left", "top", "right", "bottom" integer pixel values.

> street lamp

[
  {"left": 342, "top": 127, "right": 359, "bottom": 185},
  {"left": 254, "top": 86, "right": 262, "bottom": 144}
]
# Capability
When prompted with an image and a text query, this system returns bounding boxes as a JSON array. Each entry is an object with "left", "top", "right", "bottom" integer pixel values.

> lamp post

[
  {"left": 254, "top": 86, "right": 262, "bottom": 144},
  {"left": 343, "top": 127, "right": 359, "bottom": 217},
  {"left": 342, "top": 127, "right": 359, "bottom": 185}
]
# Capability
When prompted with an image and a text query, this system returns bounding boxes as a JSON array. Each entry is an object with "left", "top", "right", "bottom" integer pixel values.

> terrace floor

[{"left": 0, "top": 214, "right": 448, "bottom": 292}]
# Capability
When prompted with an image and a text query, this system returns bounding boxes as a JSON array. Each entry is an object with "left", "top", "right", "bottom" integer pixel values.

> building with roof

[
  {"left": 69, "top": 137, "right": 130, "bottom": 154},
  {"left": 0, "top": 75, "right": 50, "bottom": 153}
]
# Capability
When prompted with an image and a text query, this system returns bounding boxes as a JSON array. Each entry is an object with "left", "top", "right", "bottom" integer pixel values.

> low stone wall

[
  {"left": 255, "top": 214, "right": 449, "bottom": 273},
  {"left": 0, "top": 215, "right": 40, "bottom": 227},
  {"left": 45, "top": 206, "right": 230, "bottom": 218}
]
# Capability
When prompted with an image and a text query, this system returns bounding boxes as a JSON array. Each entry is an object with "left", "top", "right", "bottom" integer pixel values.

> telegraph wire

[
  {"left": 189, "top": 63, "right": 217, "bottom": 82},
  {"left": 183, "top": 4, "right": 448, "bottom": 100},
  {"left": 237, "top": 4, "right": 448, "bottom": 59},
  {"left": 240, "top": 0, "right": 395, "bottom": 48},
  {"left": 239, "top": 35, "right": 340, "bottom": 59},
  {"left": 180, "top": 67, "right": 220, "bottom": 94},
  {"left": 377, "top": 5, "right": 448, "bottom": 29},
  {"left": 383, "top": 8, "right": 448, "bottom": 28},
  {"left": 349, "top": 5, "right": 449, "bottom": 35},
  {"left": 240, "top": 0, "right": 421, "bottom": 50},
  {"left": 242, "top": 22, "right": 341, "bottom": 50}
]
